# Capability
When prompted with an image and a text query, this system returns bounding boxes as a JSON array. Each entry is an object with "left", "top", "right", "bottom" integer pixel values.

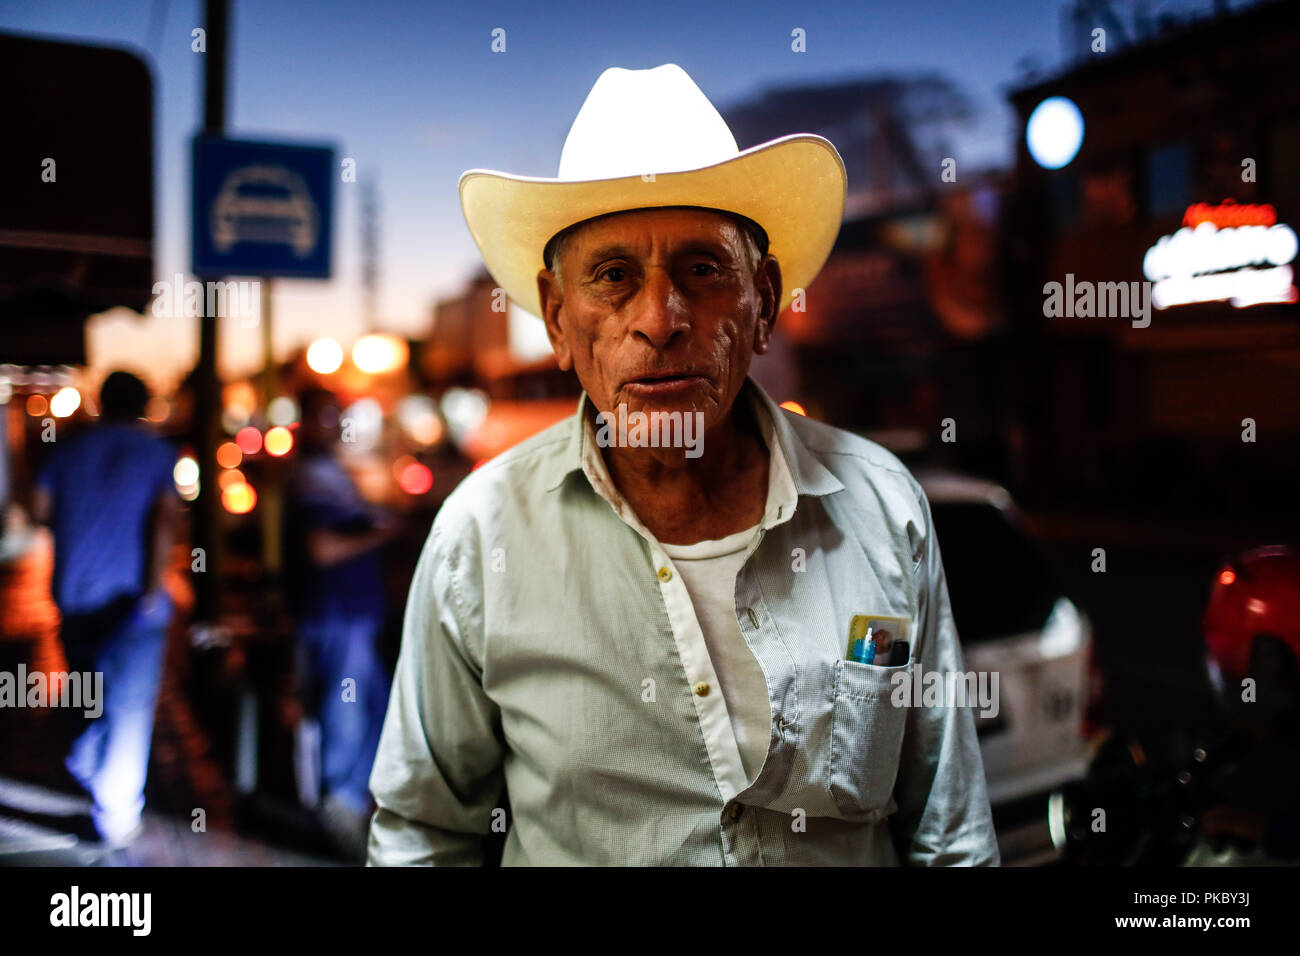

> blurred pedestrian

[
  {"left": 32, "top": 370, "right": 181, "bottom": 846},
  {"left": 283, "top": 387, "right": 395, "bottom": 860}
]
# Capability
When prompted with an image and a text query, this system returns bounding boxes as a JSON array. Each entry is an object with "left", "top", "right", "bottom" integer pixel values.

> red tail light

[{"left": 1080, "top": 638, "right": 1106, "bottom": 740}]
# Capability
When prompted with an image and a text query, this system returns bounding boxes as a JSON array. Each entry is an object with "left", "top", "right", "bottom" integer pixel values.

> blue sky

[{"left": 1, "top": 0, "right": 1246, "bottom": 384}]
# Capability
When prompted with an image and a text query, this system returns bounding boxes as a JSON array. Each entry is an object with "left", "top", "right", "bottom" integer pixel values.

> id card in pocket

[{"left": 845, "top": 614, "right": 911, "bottom": 664}]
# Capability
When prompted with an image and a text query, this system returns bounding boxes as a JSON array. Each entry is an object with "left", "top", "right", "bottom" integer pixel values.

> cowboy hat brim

[{"left": 458, "top": 133, "right": 846, "bottom": 320}]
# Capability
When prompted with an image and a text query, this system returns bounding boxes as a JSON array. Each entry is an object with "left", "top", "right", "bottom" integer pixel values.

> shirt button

[
  {"left": 725, "top": 802, "right": 743, "bottom": 821},
  {"left": 693, "top": 681, "right": 710, "bottom": 697},
  {"left": 777, "top": 717, "right": 786, "bottom": 733},
  {"left": 657, "top": 566, "right": 673, "bottom": 582}
]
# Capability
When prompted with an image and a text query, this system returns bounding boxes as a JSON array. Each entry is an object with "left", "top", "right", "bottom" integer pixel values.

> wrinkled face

[{"left": 537, "top": 207, "right": 781, "bottom": 435}]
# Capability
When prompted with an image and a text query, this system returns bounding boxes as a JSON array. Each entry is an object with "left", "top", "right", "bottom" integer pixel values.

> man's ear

[
  {"left": 752, "top": 254, "right": 782, "bottom": 356},
  {"left": 538, "top": 268, "right": 573, "bottom": 370}
]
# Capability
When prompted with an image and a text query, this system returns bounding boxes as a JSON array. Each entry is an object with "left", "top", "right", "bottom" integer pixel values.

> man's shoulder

[
  {"left": 108, "top": 423, "right": 175, "bottom": 457},
  {"left": 431, "top": 413, "right": 575, "bottom": 538},
  {"left": 42, "top": 424, "right": 172, "bottom": 471},
  {"left": 778, "top": 411, "right": 936, "bottom": 567},
  {"left": 142, "top": 428, "right": 177, "bottom": 460},
  {"left": 782, "top": 409, "right": 924, "bottom": 499},
  {"left": 131, "top": 427, "right": 178, "bottom": 479},
  {"left": 296, "top": 450, "right": 346, "bottom": 482}
]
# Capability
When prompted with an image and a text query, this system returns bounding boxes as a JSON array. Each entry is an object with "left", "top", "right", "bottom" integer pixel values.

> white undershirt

[
  {"left": 660, "top": 524, "right": 771, "bottom": 786},
  {"left": 579, "top": 387, "right": 798, "bottom": 803}
]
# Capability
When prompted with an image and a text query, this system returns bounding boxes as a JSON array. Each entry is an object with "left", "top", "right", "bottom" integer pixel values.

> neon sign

[
  {"left": 1144, "top": 200, "right": 1298, "bottom": 309},
  {"left": 1182, "top": 201, "right": 1276, "bottom": 228}
]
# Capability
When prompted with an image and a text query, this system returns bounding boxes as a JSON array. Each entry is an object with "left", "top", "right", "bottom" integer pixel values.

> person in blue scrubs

[
  {"left": 283, "top": 387, "right": 395, "bottom": 859},
  {"left": 33, "top": 371, "right": 181, "bottom": 846}
]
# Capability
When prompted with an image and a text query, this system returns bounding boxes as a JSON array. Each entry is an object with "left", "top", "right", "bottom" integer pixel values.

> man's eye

[
  {"left": 597, "top": 267, "right": 626, "bottom": 283},
  {"left": 690, "top": 262, "right": 720, "bottom": 277}
]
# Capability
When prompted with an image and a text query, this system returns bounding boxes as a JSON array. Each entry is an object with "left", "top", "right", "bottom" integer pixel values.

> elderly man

[{"left": 368, "top": 64, "right": 998, "bottom": 865}]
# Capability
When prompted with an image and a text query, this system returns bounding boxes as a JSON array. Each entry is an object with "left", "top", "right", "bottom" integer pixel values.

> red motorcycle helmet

[{"left": 1203, "top": 545, "right": 1300, "bottom": 715}]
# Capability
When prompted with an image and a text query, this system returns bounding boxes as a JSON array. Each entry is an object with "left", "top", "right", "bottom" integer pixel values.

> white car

[
  {"left": 917, "top": 469, "right": 1097, "bottom": 865},
  {"left": 211, "top": 164, "right": 317, "bottom": 258}
]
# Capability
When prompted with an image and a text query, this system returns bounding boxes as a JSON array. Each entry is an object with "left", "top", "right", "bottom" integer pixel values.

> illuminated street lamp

[
  {"left": 352, "top": 333, "right": 409, "bottom": 374},
  {"left": 1027, "top": 96, "right": 1084, "bottom": 170},
  {"left": 306, "top": 337, "right": 344, "bottom": 374},
  {"left": 264, "top": 425, "right": 294, "bottom": 457},
  {"left": 222, "top": 480, "right": 257, "bottom": 514},
  {"left": 49, "top": 386, "right": 81, "bottom": 418},
  {"left": 174, "top": 455, "right": 200, "bottom": 501},
  {"left": 216, "top": 441, "right": 243, "bottom": 468},
  {"left": 235, "top": 426, "right": 263, "bottom": 455}
]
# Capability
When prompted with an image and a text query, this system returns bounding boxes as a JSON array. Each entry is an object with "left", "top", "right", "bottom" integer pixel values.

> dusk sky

[{"left": 1, "top": 0, "right": 1249, "bottom": 386}]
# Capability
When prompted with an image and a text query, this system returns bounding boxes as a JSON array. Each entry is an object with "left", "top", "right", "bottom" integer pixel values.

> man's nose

[{"left": 628, "top": 268, "right": 690, "bottom": 349}]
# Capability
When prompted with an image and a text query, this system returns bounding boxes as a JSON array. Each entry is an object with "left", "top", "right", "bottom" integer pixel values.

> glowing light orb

[{"left": 1027, "top": 97, "right": 1084, "bottom": 170}]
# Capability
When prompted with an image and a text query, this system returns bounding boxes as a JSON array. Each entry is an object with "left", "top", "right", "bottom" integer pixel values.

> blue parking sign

[{"left": 192, "top": 136, "right": 335, "bottom": 278}]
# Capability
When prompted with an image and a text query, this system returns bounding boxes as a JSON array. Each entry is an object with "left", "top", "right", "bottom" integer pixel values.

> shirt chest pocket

[{"left": 828, "top": 658, "right": 912, "bottom": 818}]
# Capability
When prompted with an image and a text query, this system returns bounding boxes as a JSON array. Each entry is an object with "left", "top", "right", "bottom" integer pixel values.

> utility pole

[
  {"left": 193, "top": 0, "right": 228, "bottom": 623},
  {"left": 361, "top": 176, "right": 379, "bottom": 332},
  {"left": 259, "top": 279, "right": 281, "bottom": 579}
]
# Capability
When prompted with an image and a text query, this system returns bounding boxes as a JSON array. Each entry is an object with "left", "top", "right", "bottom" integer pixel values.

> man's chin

[{"left": 595, "top": 393, "right": 714, "bottom": 460}]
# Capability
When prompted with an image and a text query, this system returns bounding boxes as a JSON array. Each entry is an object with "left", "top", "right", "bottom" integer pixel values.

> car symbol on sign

[{"left": 212, "top": 164, "right": 317, "bottom": 258}]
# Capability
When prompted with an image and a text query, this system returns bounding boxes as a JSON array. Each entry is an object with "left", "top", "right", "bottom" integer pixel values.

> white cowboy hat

[{"left": 458, "top": 63, "right": 847, "bottom": 319}]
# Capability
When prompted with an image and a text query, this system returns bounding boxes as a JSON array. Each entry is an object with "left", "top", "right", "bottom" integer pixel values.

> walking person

[
  {"left": 283, "top": 387, "right": 395, "bottom": 860},
  {"left": 33, "top": 370, "right": 181, "bottom": 846}
]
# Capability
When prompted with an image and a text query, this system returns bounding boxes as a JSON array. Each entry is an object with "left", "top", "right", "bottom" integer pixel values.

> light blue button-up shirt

[{"left": 367, "top": 377, "right": 999, "bottom": 865}]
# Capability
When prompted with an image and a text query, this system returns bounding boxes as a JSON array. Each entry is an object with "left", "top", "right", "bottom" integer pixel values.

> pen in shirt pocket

[
  {"left": 848, "top": 625, "right": 875, "bottom": 664},
  {"left": 848, "top": 626, "right": 909, "bottom": 666},
  {"left": 859, "top": 628, "right": 875, "bottom": 664}
]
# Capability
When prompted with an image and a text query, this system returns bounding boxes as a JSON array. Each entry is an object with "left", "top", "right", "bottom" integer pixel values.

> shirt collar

[{"left": 543, "top": 376, "right": 843, "bottom": 526}]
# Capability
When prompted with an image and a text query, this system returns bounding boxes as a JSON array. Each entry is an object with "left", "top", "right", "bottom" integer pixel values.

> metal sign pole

[
  {"left": 259, "top": 279, "right": 282, "bottom": 579},
  {"left": 193, "top": 0, "right": 229, "bottom": 624}
]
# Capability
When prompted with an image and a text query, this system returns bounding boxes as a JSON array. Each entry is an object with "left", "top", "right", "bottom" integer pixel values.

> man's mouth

[{"left": 622, "top": 372, "right": 709, "bottom": 396}]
